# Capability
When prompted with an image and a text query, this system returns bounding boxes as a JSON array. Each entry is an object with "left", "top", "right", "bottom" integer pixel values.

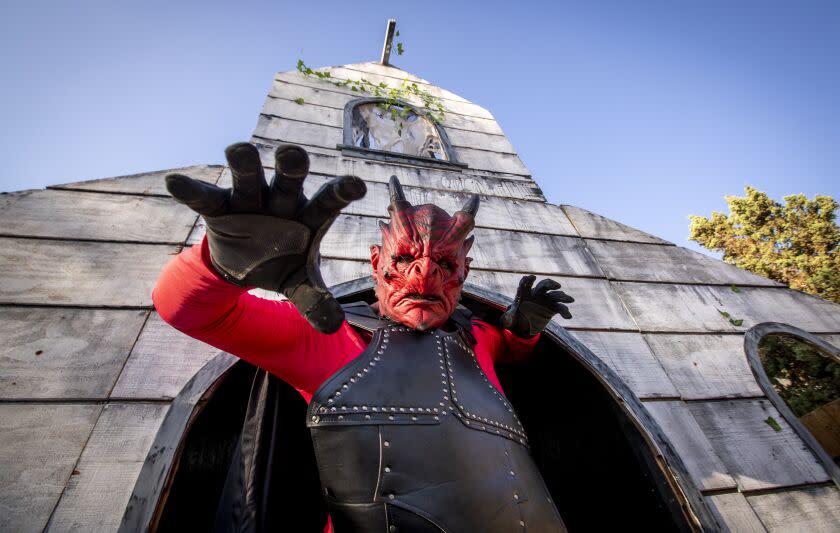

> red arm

[
  {"left": 152, "top": 237, "right": 365, "bottom": 396},
  {"left": 470, "top": 319, "right": 540, "bottom": 394}
]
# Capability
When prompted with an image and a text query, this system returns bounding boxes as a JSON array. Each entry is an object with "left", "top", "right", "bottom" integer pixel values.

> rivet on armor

[
  {"left": 389, "top": 526, "right": 396, "bottom": 533},
  {"left": 434, "top": 416, "right": 439, "bottom": 421},
  {"left": 383, "top": 440, "right": 390, "bottom": 447},
  {"left": 365, "top": 415, "right": 371, "bottom": 420},
  {"left": 389, "top": 415, "right": 395, "bottom": 421},
  {"left": 388, "top": 493, "right": 395, "bottom": 500},
  {"left": 311, "top": 416, "right": 319, "bottom": 422},
  {"left": 338, "top": 415, "right": 344, "bottom": 420},
  {"left": 513, "top": 493, "right": 519, "bottom": 501},
  {"left": 411, "top": 416, "right": 417, "bottom": 421},
  {"left": 319, "top": 407, "right": 326, "bottom": 413},
  {"left": 520, "top": 520, "right": 526, "bottom": 527},
  {"left": 384, "top": 466, "right": 391, "bottom": 473}
]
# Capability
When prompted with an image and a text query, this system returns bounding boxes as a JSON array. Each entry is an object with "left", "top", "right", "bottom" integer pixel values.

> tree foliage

[
  {"left": 689, "top": 187, "right": 840, "bottom": 304},
  {"left": 759, "top": 335, "right": 840, "bottom": 417}
]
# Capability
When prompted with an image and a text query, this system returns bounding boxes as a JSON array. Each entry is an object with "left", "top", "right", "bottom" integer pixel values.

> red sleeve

[
  {"left": 152, "top": 237, "right": 365, "bottom": 396},
  {"left": 471, "top": 320, "right": 540, "bottom": 364}
]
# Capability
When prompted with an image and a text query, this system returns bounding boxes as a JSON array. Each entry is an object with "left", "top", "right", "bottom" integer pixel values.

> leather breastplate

[{"left": 306, "top": 306, "right": 566, "bottom": 533}]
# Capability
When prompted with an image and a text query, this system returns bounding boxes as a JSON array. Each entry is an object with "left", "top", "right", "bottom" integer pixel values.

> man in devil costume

[{"left": 155, "top": 142, "right": 575, "bottom": 532}]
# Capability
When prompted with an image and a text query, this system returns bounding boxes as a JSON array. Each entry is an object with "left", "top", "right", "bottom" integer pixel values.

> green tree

[{"left": 689, "top": 187, "right": 840, "bottom": 304}]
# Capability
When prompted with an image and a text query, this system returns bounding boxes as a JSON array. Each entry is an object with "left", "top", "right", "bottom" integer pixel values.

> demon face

[{"left": 370, "top": 177, "right": 479, "bottom": 331}]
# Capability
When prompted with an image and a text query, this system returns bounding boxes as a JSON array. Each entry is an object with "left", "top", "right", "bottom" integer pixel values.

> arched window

[
  {"left": 341, "top": 98, "right": 463, "bottom": 168},
  {"left": 746, "top": 323, "right": 840, "bottom": 485}
]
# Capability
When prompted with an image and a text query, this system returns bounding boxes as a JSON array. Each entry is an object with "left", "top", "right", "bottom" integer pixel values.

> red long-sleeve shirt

[{"left": 153, "top": 238, "right": 538, "bottom": 402}]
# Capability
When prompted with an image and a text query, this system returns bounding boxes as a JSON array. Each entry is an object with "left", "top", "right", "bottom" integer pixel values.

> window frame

[
  {"left": 744, "top": 321, "right": 840, "bottom": 488},
  {"left": 339, "top": 97, "right": 466, "bottom": 170}
]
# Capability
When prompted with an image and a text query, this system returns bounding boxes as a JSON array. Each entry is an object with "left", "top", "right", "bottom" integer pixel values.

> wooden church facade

[{"left": 2, "top": 52, "right": 840, "bottom": 531}]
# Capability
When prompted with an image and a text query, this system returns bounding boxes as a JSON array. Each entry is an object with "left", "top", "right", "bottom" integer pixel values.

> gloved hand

[
  {"left": 165, "top": 142, "right": 366, "bottom": 334},
  {"left": 500, "top": 275, "right": 575, "bottom": 338}
]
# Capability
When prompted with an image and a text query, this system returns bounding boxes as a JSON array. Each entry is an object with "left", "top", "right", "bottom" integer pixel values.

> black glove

[
  {"left": 165, "top": 142, "right": 366, "bottom": 334},
  {"left": 500, "top": 275, "right": 575, "bottom": 338}
]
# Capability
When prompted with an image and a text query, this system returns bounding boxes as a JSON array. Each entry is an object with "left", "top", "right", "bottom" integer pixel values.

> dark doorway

[{"left": 145, "top": 288, "right": 694, "bottom": 532}]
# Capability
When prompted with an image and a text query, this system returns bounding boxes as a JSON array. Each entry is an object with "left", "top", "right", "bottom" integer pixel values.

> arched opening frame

[
  {"left": 121, "top": 278, "right": 720, "bottom": 532},
  {"left": 744, "top": 322, "right": 840, "bottom": 489},
  {"left": 339, "top": 97, "right": 467, "bottom": 170}
]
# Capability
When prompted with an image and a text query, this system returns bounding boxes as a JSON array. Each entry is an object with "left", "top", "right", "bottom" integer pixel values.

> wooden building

[{"left": 2, "top": 31, "right": 840, "bottom": 532}]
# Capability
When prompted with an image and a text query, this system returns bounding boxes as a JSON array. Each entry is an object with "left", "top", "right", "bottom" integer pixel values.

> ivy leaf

[
  {"left": 293, "top": 98, "right": 305, "bottom": 105},
  {"left": 397, "top": 42, "right": 404, "bottom": 55},
  {"left": 730, "top": 318, "right": 744, "bottom": 326},
  {"left": 395, "top": 30, "right": 400, "bottom": 37},
  {"left": 764, "top": 416, "right": 782, "bottom": 432},
  {"left": 730, "top": 284, "right": 742, "bottom": 293},
  {"left": 718, "top": 310, "right": 730, "bottom": 318}
]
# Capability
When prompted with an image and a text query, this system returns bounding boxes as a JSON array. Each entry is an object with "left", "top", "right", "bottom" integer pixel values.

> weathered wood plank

[
  {"left": 643, "top": 334, "right": 764, "bottom": 399},
  {"left": 0, "top": 403, "right": 102, "bottom": 533},
  {"left": 340, "top": 62, "right": 469, "bottom": 103},
  {"left": 0, "top": 238, "right": 177, "bottom": 306},
  {"left": 51, "top": 165, "right": 224, "bottom": 197},
  {"left": 464, "top": 270, "right": 637, "bottom": 331},
  {"left": 255, "top": 143, "right": 544, "bottom": 198},
  {"left": 705, "top": 493, "right": 767, "bottom": 533},
  {"left": 253, "top": 115, "right": 531, "bottom": 176},
  {"left": 688, "top": 399, "right": 829, "bottom": 491},
  {"left": 261, "top": 96, "right": 515, "bottom": 153},
  {"left": 188, "top": 214, "right": 601, "bottom": 276},
  {"left": 0, "top": 189, "right": 198, "bottom": 243},
  {"left": 323, "top": 66, "right": 474, "bottom": 106},
  {"left": 46, "top": 402, "right": 169, "bottom": 533},
  {"left": 569, "top": 331, "right": 679, "bottom": 398},
  {"left": 211, "top": 172, "right": 566, "bottom": 236},
  {"left": 746, "top": 485, "right": 840, "bottom": 532},
  {"left": 0, "top": 308, "right": 148, "bottom": 399},
  {"left": 111, "top": 313, "right": 223, "bottom": 400},
  {"left": 643, "top": 401, "right": 738, "bottom": 491},
  {"left": 561, "top": 205, "right": 670, "bottom": 244},
  {"left": 269, "top": 81, "right": 505, "bottom": 135},
  {"left": 613, "top": 282, "right": 840, "bottom": 333},
  {"left": 586, "top": 240, "right": 782, "bottom": 286},
  {"left": 274, "top": 71, "right": 493, "bottom": 119}
]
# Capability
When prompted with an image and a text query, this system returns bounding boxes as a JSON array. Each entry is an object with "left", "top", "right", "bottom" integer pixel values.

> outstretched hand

[
  {"left": 500, "top": 275, "right": 574, "bottom": 338},
  {"left": 166, "top": 142, "right": 366, "bottom": 334}
]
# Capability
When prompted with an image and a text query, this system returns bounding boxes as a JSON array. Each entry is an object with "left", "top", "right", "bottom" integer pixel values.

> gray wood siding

[
  {"left": 586, "top": 239, "right": 781, "bottom": 286},
  {"left": 0, "top": 404, "right": 102, "bottom": 533},
  {"left": 746, "top": 485, "right": 840, "bottom": 532},
  {"left": 0, "top": 238, "right": 176, "bottom": 306},
  {"left": 706, "top": 493, "right": 767, "bottom": 533},
  {"left": 688, "top": 399, "right": 829, "bottom": 491},
  {"left": 569, "top": 331, "right": 679, "bottom": 398},
  {"left": 643, "top": 334, "right": 764, "bottom": 399},
  {"left": 561, "top": 205, "right": 670, "bottom": 244},
  {"left": 46, "top": 403, "right": 169, "bottom": 533},
  {"left": 644, "top": 401, "right": 738, "bottom": 491},
  {"left": 0, "top": 308, "right": 148, "bottom": 399},
  {"left": 0, "top": 189, "right": 197, "bottom": 243},
  {"left": 111, "top": 313, "right": 223, "bottom": 400},
  {"left": 614, "top": 282, "right": 840, "bottom": 333},
  {"left": 52, "top": 165, "right": 224, "bottom": 197}
]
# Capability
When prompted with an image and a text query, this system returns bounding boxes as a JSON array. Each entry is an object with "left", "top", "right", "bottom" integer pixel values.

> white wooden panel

[
  {"left": 111, "top": 312, "right": 222, "bottom": 400},
  {"left": 216, "top": 171, "right": 564, "bottom": 235},
  {"left": 644, "top": 401, "right": 738, "bottom": 491},
  {"left": 688, "top": 399, "right": 829, "bottom": 491},
  {"left": 274, "top": 71, "right": 493, "bottom": 120},
  {"left": 569, "top": 331, "right": 679, "bottom": 398},
  {"left": 253, "top": 115, "right": 530, "bottom": 176},
  {"left": 0, "top": 404, "right": 101, "bottom": 533},
  {"left": 586, "top": 240, "right": 782, "bottom": 286},
  {"left": 561, "top": 205, "right": 669, "bottom": 244},
  {"left": 614, "top": 282, "right": 840, "bottom": 333},
  {"left": 0, "top": 189, "right": 198, "bottom": 243},
  {"left": 467, "top": 270, "right": 637, "bottom": 331},
  {"left": 341, "top": 62, "right": 470, "bottom": 103},
  {"left": 746, "top": 485, "right": 840, "bottom": 532},
  {"left": 52, "top": 165, "right": 224, "bottom": 196},
  {"left": 705, "top": 493, "right": 767, "bottom": 533},
  {"left": 255, "top": 143, "right": 543, "bottom": 198},
  {"left": 316, "top": 215, "right": 603, "bottom": 277},
  {"left": 261, "top": 96, "right": 514, "bottom": 153},
  {"left": 0, "top": 308, "right": 148, "bottom": 399},
  {"left": 321, "top": 258, "right": 375, "bottom": 288},
  {"left": 643, "top": 334, "right": 764, "bottom": 399},
  {"left": 261, "top": 95, "right": 344, "bottom": 125},
  {"left": 0, "top": 238, "right": 177, "bottom": 306},
  {"left": 47, "top": 402, "right": 169, "bottom": 533}
]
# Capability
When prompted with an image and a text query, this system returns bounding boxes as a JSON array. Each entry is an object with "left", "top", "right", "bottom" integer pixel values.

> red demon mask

[{"left": 370, "top": 177, "right": 480, "bottom": 331}]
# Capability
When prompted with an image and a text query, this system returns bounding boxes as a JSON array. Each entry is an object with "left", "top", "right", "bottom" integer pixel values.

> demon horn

[
  {"left": 460, "top": 194, "right": 480, "bottom": 218},
  {"left": 388, "top": 175, "right": 411, "bottom": 207}
]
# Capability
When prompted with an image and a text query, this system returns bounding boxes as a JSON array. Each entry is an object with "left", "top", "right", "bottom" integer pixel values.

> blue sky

[{"left": 1, "top": 0, "right": 838, "bottom": 254}]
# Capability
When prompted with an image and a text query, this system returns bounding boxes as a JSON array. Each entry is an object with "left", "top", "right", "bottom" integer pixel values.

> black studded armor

[{"left": 306, "top": 304, "right": 566, "bottom": 532}]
